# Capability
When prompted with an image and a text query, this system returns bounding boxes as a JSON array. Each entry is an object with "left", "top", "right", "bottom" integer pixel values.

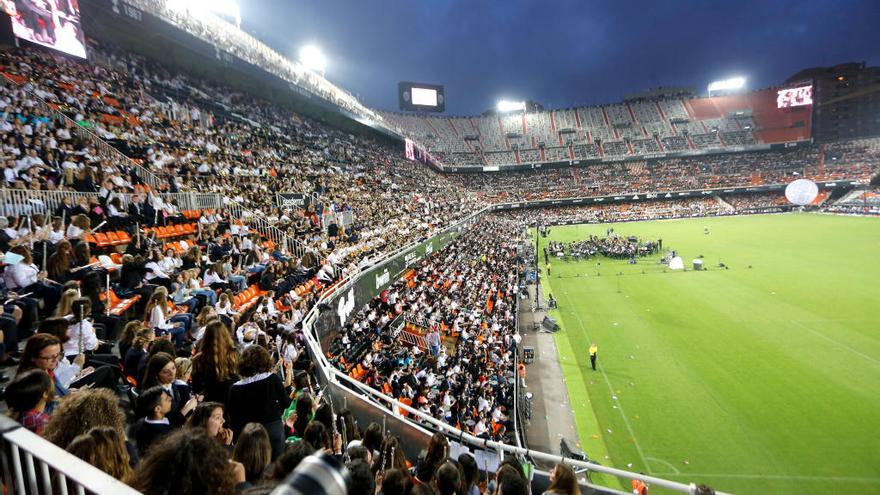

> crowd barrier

[{"left": 0, "top": 189, "right": 222, "bottom": 217}]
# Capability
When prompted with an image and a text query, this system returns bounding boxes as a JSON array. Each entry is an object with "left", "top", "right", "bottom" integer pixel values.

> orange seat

[
  {"left": 106, "top": 231, "right": 122, "bottom": 246},
  {"left": 94, "top": 233, "right": 111, "bottom": 247}
]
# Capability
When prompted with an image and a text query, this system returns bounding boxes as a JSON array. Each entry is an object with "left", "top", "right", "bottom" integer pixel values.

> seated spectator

[
  {"left": 185, "top": 401, "right": 234, "bottom": 446},
  {"left": 42, "top": 388, "right": 127, "bottom": 450},
  {"left": 127, "top": 428, "right": 246, "bottom": 495},
  {"left": 543, "top": 462, "right": 578, "bottom": 495},
  {"left": 66, "top": 426, "right": 133, "bottom": 481},
  {"left": 4, "top": 369, "right": 53, "bottom": 434},
  {"left": 232, "top": 422, "right": 272, "bottom": 484},
  {"left": 130, "top": 385, "right": 174, "bottom": 457}
]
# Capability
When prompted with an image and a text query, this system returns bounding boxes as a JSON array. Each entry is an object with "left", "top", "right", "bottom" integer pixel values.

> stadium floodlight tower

[
  {"left": 707, "top": 76, "right": 746, "bottom": 97},
  {"left": 299, "top": 45, "right": 327, "bottom": 77},
  {"left": 497, "top": 100, "right": 526, "bottom": 113}
]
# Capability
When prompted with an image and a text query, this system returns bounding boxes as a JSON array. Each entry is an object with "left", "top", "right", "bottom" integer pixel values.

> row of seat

[
  {"left": 98, "top": 288, "right": 141, "bottom": 317},
  {"left": 142, "top": 223, "right": 199, "bottom": 240},
  {"left": 84, "top": 231, "right": 132, "bottom": 248}
]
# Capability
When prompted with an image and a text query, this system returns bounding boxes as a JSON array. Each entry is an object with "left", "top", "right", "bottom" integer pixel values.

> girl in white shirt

[
  {"left": 3, "top": 246, "right": 61, "bottom": 313},
  {"left": 202, "top": 262, "right": 228, "bottom": 290},
  {"left": 145, "top": 287, "right": 190, "bottom": 345}
]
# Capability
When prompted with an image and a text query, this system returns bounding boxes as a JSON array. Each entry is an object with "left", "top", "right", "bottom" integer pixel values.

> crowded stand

[
  {"left": 499, "top": 198, "right": 729, "bottom": 225},
  {"left": 0, "top": 41, "right": 484, "bottom": 277},
  {"left": 378, "top": 89, "right": 808, "bottom": 167},
  {"left": 0, "top": 37, "right": 554, "bottom": 495},
  {"left": 449, "top": 144, "right": 880, "bottom": 202},
  {"left": 327, "top": 218, "right": 521, "bottom": 442},
  {"left": 0, "top": 8, "right": 876, "bottom": 495}
]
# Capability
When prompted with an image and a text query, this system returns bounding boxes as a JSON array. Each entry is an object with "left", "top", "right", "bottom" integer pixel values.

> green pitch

[{"left": 538, "top": 213, "right": 880, "bottom": 495}]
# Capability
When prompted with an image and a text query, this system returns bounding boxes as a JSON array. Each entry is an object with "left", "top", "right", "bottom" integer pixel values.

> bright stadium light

[
  {"left": 497, "top": 100, "right": 525, "bottom": 113},
  {"left": 707, "top": 77, "right": 746, "bottom": 95},
  {"left": 299, "top": 45, "right": 327, "bottom": 76},
  {"left": 168, "top": 0, "right": 241, "bottom": 26}
]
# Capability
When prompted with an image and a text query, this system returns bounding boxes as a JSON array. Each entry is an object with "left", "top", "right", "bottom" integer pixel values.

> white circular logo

[{"left": 785, "top": 179, "right": 819, "bottom": 206}]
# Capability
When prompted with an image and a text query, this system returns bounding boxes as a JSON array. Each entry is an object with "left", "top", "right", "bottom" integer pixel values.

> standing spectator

[{"left": 227, "top": 345, "right": 292, "bottom": 459}]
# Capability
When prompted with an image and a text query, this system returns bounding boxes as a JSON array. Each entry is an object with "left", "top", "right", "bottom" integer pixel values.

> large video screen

[
  {"left": 398, "top": 81, "right": 445, "bottom": 113},
  {"left": 411, "top": 87, "right": 438, "bottom": 107},
  {"left": 3, "top": 0, "right": 87, "bottom": 58},
  {"left": 777, "top": 85, "right": 812, "bottom": 109}
]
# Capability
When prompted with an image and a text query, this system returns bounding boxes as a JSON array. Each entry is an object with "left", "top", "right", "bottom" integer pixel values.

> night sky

[{"left": 240, "top": 0, "right": 880, "bottom": 116}]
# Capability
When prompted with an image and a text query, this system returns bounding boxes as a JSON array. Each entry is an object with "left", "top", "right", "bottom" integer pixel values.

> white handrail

[{"left": 0, "top": 416, "right": 140, "bottom": 494}]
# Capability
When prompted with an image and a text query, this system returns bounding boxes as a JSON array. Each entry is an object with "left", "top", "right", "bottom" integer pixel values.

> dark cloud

[{"left": 241, "top": 0, "right": 880, "bottom": 115}]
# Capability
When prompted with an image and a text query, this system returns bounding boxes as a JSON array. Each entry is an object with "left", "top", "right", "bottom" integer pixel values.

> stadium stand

[
  {"left": 380, "top": 87, "right": 815, "bottom": 167},
  {"left": 0, "top": 9, "right": 877, "bottom": 495}
]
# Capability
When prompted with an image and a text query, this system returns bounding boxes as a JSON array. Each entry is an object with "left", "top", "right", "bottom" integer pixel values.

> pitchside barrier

[{"left": 300, "top": 205, "right": 728, "bottom": 495}]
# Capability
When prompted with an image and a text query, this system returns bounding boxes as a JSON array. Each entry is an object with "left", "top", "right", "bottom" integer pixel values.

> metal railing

[
  {"left": 0, "top": 415, "right": 140, "bottom": 495},
  {"left": 1, "top": 74, "right": 165, "bottom": 191},
  {"left": 224, "top": 199, "right": 314, "bottom": 261},
  {"left": 296, "top": 205, "right": 730, "bottom": 495},
  {"left": 0, "top": 189, "right": 222, "bottom": 216}
]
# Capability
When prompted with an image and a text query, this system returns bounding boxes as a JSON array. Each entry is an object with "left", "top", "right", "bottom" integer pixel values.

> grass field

[{"left": 539, "top": 213, "right": 880, "bottom": 495}]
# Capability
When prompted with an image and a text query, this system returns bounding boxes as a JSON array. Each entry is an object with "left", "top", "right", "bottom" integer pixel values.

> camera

[{"left": 271, "top": 452, "right": 350, "bottom": 495}]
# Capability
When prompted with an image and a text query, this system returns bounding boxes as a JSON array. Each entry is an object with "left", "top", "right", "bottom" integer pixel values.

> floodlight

[
  {"left": 299, "top": 45, "right": 327, "bottom": 75},
  {"left": 707, "top": 77, "right": 746, "bottom": 94},
  {"left": 497, "top": 100, "right": 525, "bottom": 113}
]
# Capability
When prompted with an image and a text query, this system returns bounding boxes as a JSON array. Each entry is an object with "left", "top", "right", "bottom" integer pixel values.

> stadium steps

[
  {"left": 714, "top": 194, "right": 735, "bottom": 211},
  {"left": 655, "top": 136, "right": 665, "bottom": 152},
  {"left": 834, "top": 188, "right": 865, "bottom": 205},
  {"left": 811, "top": 190, "right": 831, "bottom": 206}
]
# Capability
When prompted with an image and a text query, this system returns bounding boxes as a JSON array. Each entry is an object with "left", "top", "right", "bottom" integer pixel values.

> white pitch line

[
  {"left": 790, "top": 320, "right": 880, "bottom": 367},
  {"left": 559, "top": 290, "right": 652, "bottom": 474},
  {"left": 645, "top": 457, "right": 680, "bottom": 475},
  {"left": 653, "top": 473, "right": 880, "bottom": 483}
]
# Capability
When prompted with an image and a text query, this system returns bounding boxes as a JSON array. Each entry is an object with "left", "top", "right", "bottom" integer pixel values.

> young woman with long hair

[
  {"left": 45, "top": 240, "right": 74, "bottom": 283},
  {"left": 191, "top": 320, "right": 239, "bottom": 404},
  {"left": 144, "top": 286, "right": 191, "bottom": 345},
  {"left": 232, "top": 423, "right": 272, "bottom": 484},
  {"left": 185, "top": 401, "right": 233, "bottom": 446},
  {"left": 66, "top": 426, "right": 133, "bottom": 480},
  {"left": 126, "top": 428, "right": 244, "bottom": 495},
  {"left": 542, "top": 462, "right": 579, "bottom": 495},
  {"left": 54, "top": 288, "right": 79, "bottom": 318}
]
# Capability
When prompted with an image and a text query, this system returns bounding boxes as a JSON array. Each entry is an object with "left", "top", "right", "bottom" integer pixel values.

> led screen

[
  {"left": 4, "top": 0, "right": 87, "bottom": 58},
  {"left": 777, "top": 85, "right": 813, "bottom": 108},
  {"left": 411, "top": 87, "right": 438, "bottom": 107}
]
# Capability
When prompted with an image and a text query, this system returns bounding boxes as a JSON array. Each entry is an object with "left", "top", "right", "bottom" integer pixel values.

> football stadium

[{"left": 0, "top": 1, "right": 877, "bottom": 495}]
